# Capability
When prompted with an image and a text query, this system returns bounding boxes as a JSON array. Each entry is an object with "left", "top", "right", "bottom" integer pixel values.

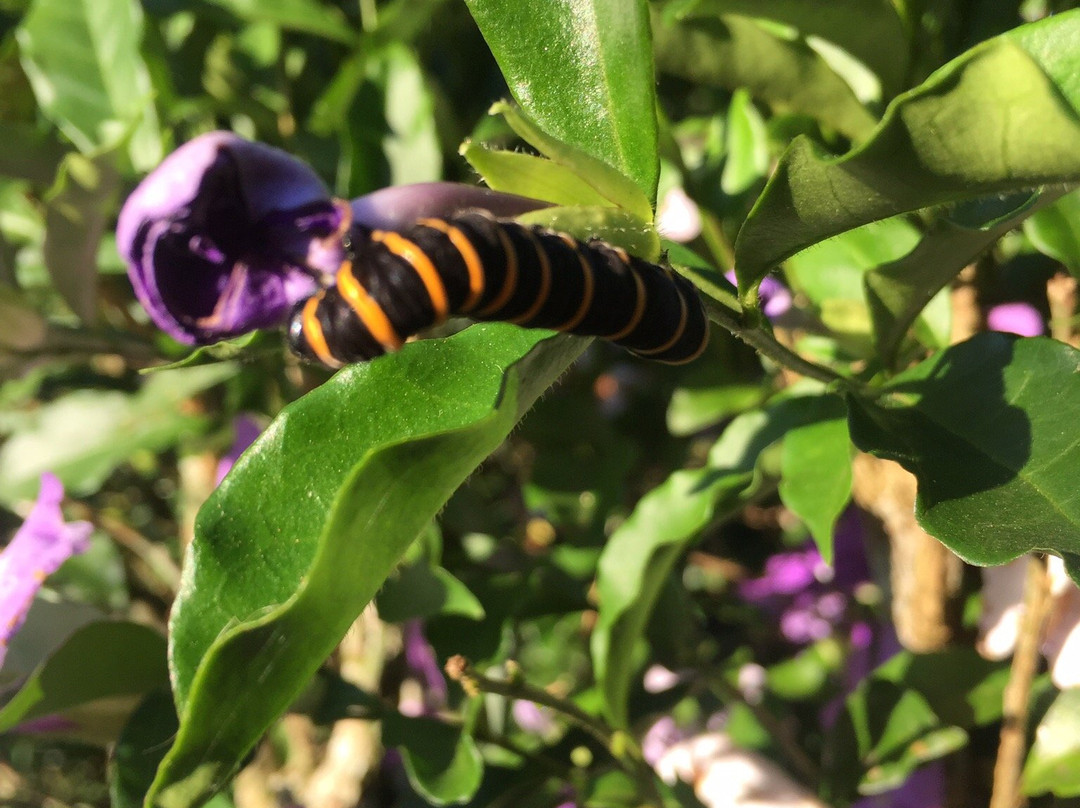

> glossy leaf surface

[
  {"left": 464, "top": 0, "right": 659, "bottom": 201},
  {"left": 148, "top": 327, "right": 585, "bottom": 808}
]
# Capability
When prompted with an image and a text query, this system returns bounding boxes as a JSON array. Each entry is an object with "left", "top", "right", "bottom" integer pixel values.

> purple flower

[
  {"left": 0, "top": 474, "right": 92, "bottom": 669},
  {"left": 119, "top": 132, "right": 547, "bottom": 347},
  {"left": 214, "top": 414, "right": 264, "bottom": 485},
  {"left": 739, "top": 509, "right": 871, "bottom": 645},
  {"left": 725, "top": 271, "right": 793, "bottom": 320},
  {"left": 399, "top": 620, "right": 447, "bottom": 716},
  {"left": 118, "top": 131, "right": 342, "bottom": 344},
  {"left": 986, "top": 302, "right": 1044, "bottom": 337}
]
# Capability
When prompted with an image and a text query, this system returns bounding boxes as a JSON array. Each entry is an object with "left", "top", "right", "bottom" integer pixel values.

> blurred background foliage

[{"left": 2, "top": 1, "right": 1080, "bottom": 807}]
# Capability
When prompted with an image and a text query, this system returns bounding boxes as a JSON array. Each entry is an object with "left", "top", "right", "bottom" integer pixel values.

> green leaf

[
  {"left": 1023, "top": 688, "right": 1080, "bottom": 797},
  {"left": 672, "top": 0, "right": 908, "bottom": 98},
  {"left": 17, "top": 0, "right": 162, "bottom": 169},
  {"left": 460, "top": 142, "right": 616, "bottom": 209},
  {"left": 778, "top": 394, "right": 851, "bottom": 562},
  {"left": 0, "top": 621, "right": 167, "bottom": 733},
  {"left": 652, "top": 10, "right": 878, "bottom": 142},
  {"left": 836, "top": 679, "right": 966, "bottom": 797},
  {"left": 1024, "top": 188, "right": 1080, "bottom": 277},
  {"left": 735, "top": 12, "right": 1080, "bottom": 300},
  {"left": 847, "top": 333, "right": 1080, "bottom": 576},
  {"left": 720, "top": 88, "right": 769, "bottom": 195},
  {"left": 592, "top": 400, "right": 811, "bottom": 727},
  {"left": 872, "top": 648, "right": 1010, "bottom": 729},
  {"left": 376, "top": 563, "right": 485, "bottom": 622},
  {"left": 464, "top": 0, "right": 659, "bottom": 202},
  {"left": 111, "top": 690, "right": 180, "bottom": 808},
  {"left": 516, "top": 205, "right": 661, "bottom": 263},
  {"left": 0, "top": 363, "right": 236, "bottom": 506},
  {"left": 385, "top": 714, "right": 484, "bottom": 804},
  {"left": 490, "top": 102, "right": 654, "bottom": 223},
  {"left": 371, "top": 44, "right": 441, "bottom": 185},
  {"left": 784, "top": 216, "right": 921, "bottom": 355},
  {"left": 203, "top": 0, "right": 356, "bottom": 43},
  {"left": 43, "top": 152, "right": 119, "bottom": 324},
  {"left": 867, "top": 191, "right": 1060, "bottom": 369},
  {"left": 146, "top": 326, "right": 585, "bottom": 808}
]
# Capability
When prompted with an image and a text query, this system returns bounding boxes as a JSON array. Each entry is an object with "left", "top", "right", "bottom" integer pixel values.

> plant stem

[
  {"left": 445, "top": 656, "right": 666, "bottom": 807},
  {"left": 703, "top": 295, "right": 860, "bottom": 391},
  {"left": 989, "top": 555, "right": 1053, "bottom": 808}
]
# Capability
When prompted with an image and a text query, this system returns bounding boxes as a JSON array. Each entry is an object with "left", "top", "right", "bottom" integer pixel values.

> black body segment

[{"left": 287, "top": 210, "right": 709, "bottom": 368}]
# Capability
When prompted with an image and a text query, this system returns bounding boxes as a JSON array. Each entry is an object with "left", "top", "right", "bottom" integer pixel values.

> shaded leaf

[
  {"left": 867, "top": 191, "right": 1059, "bottom": 368},
  {"left": 111, "top": 690, "right": 179, "bottom": 808},
  {"left": 847, "top": 333, "right": 1080, "bottom": 579},
  {"left": 377, "top": 563, "right": 485, "bottom": 622},
  {"left": 652, "top": 10, "right": 877, "bottom": 142},
  {"left": 0, "top": 621, "right": 167, "bottom": 733},
  {"left": 673, "top": 0, "right": 908, "bottom": 98},
  {"left": 204, "top": 0, "right": 355, "bottom": 43},
  {"left": 1023, "top": 188, "right": 1080, "bottom": 277},
  {"left": 43, "top": 152, "right": 119, "bottom": 323},
  {"left": 778, "top": 394, "right": 851, "bottom": 562},
  {"left": 385, "top": 714, "right": 484, "bottom": 805}
]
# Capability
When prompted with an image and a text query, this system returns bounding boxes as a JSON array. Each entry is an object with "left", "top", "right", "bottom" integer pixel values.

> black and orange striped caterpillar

[{"left": 287, "top": 209, "right": 708, "bottom": 368}]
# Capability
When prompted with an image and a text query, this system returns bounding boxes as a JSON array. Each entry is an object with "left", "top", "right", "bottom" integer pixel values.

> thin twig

[
  {"left": 445, "top": 656, "right": 665, "bottom": 807},
  {"left": 989, "top": 555, "right": 1053, "bottom": 808}
]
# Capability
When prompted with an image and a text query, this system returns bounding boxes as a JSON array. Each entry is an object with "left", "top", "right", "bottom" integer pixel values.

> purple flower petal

[
  {"left": 738, "top": 547, "right": 821, "bottom": 602},
  {"left": 118, "top": 132, "right": 341, "bottom": 344},
  {"left": 401, "top": 620, "right": 447, "bottom": 714},
  {"left": 214, "top": 414, "right": 264, "bottom": 485},
  {"left": 986, "top": 302, "right": 1044, "bottom": 337},
  {"left": 350, "top": 182, "right": 547, "bottom": 231},
  {"left": 0, "top": 474, "right": 92, "bottom": 670}
]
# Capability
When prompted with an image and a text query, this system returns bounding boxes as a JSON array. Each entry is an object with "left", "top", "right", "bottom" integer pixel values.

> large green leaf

[
  {"left": 17, "top": 0, "right": 161, "bottom": 169},
  {"left": 146, "top": 326, "right": 585, "bottom": 808},
  {"left": 734, "top": 11, "right": 1080, "bottom": 300},
  {"left": 847, "top": 333, "right": 1080, "bottom": 581},
  {"left": 463, "top": 0, "right": 659, "bottom": 202}
]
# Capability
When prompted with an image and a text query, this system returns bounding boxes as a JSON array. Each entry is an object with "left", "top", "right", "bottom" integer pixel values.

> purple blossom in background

[
  {"left": 0, "top": 474, "right": 92, "bottom": 669},
  {"left": 214, "top": 414, "right": 264, "bottom": 486},
  {"left": 400, "top": 620, "right": 447, "bottom": 716},
  {"left": 986, "top": 302, "right": 1044, "bottom": 337},
  {"left": 725, "top": 270, "right": 793, "bottom": 320},
  {"left": 739, "top": 508, "right": 870, "bottom": 645},
  {"left": 120, "top": 132, "right": 546, "bottom": 348}
]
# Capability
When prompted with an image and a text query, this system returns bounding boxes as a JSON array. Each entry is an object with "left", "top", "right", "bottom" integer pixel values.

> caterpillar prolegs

[{"left": 287, "top": 210, "right": 709, "bottom": 368}]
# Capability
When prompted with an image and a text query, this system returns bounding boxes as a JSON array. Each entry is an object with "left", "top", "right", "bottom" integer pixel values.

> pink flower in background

[
  {"left": 0, "top": 474, "right": 92, "bottom": 669},
  {"left": 657, "top": 187, "right": 703, "bottom": 243},
  {"left": 986, "top": 302, "right": 1044, "bottom": 337},
  {"left": 398, "top": 620, "right": 447, "bottom": 717}
]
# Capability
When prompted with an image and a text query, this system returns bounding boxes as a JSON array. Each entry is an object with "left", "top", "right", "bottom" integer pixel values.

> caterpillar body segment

[{"left": 287, "top": 210, "right": 708, "bottom": 368}]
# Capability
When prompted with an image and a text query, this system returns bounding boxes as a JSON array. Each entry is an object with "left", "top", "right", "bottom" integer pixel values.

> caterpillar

[{"left": 286, "top": 209, "right": 709, "bottom": 368}]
